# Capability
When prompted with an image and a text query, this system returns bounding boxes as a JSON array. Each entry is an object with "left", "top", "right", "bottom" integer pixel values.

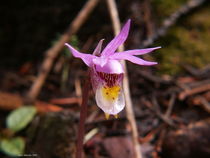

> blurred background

[{"left": 0, "top": 0, "right": 210, "bottom": 158}]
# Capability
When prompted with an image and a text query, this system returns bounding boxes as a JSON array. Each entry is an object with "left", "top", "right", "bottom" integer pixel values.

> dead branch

[
  {"left": 179, "top": 83, "right": 210, "bottom": 100},
  {"left": 106, "top": 1, "right": 143, "bottom": 158},
  {"left": 142, "top": 0, "right": 154, "bottom": 39},
  {"left": 186, "top": 79, "right": 210, "bottom": 89},
  {"left": 137, "top": 70, "right": 172, "bottom": 84},
  {"left": 151, "top": 95, "right": 175, "bottom": 127},
  {"left": 190, "top": 95, "right": 210, "bottom": 113},
  {"left": 189, "top": 91, "right": 210, "bottom": 105},
  {"left": 164, "top": 93, "right": 176, "bottom": 118},
  {"left": 142, "top": 0, "right": 206, "bottom": 47},
  {"left": 0, "top": 91, "right": 63, "bottom": 113},
  {"left": 75, "top": 78, "right": 82, "bottom": 98},
  {"left": 199, "top": 96, "right": 210, "bottom": 113},
  {"left": 183, "top": 64, "right": 210, "bottom": 78},
  {"left": 49, "top": 97, "right": 82, "bottom": 105},
  {"left": 28, "top": 0, "right": 100, "bottom": 101}
]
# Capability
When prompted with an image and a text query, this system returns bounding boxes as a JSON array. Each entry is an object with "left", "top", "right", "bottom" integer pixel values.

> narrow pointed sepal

[
  {"left": 65, "top": 43, "right": 95, "bottom": 67},
  {"left": 93, "top": 39, "right": 104, "bottom": 56},
  {"left": 101, "top": 19, "right": 131, "bottom": 56}
]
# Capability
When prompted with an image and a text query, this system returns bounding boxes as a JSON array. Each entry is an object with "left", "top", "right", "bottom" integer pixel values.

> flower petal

[
  {"left": 95, "top": 85, "right": 125, "bottom": 115},
  {"left": 92, "top": 57, "right": 108, "bottom": 67},
  {"left": 117, "top": 46, "right": 161, "bottom": 56},
  {"left": 101, "top": 19, "right": 131, "bottom": 57},
  {"left": 93, "top": 39, "right": 104, "bottom": 56},
  {"left": 65, "top": 43, "right": 95, "bottom": 67},
  {"left": 110, "top": 53, "right": 157, "bottom": 66},
  {"left": 94, "top": 59, "right": 124, "bottom": 74}
]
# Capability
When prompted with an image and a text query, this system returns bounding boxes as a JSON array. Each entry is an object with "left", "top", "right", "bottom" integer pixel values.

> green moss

[
  {"left": 154, "top": 5, "right": 210, "bottom": 75},
  {"left": 151, "top": 0, "right": 188, "bottom": 21}
]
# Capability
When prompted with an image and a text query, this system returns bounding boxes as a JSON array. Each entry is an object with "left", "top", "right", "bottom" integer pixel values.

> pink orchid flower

[{"left": 65, "top": 19, "right": 160, "bottom": 118}]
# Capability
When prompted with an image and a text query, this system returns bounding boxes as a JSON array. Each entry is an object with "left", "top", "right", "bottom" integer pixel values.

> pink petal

[
  {"left": 65, "top": 43, "right": 95, "bottom": 67},
  {"left": 101, "top": 19, "right": 131, "bottom": 57},
  {"left": 92, "top": 57, "right": 108, "bottom": 67},
  {"left": 94, "top": 59, "right": 124, "bottom": 74},
  {"left": 110, "top": 54, "right": 157, "bottom": 66},
  {"left": 93, "top": 39, "right": 104, "bottom": 56},
  {"left": 117, "top": 46, "right": 161, "bottom": 56}
]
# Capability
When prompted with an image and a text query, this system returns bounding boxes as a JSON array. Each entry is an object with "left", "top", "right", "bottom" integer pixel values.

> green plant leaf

[
  {"left": 6, "top": 106, "right": 37, "bottom": 132},
  {"left": 0, "top": 137, "right": 25, "bottom": 157}
]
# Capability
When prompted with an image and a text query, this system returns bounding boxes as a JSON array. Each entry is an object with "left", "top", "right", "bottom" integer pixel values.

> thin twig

[
  {"left": 28, "top": 0, "right": 100, "bottom": 101},
  {"left": 0, "top": 91, "right": 63, "bottom": 113},
  {"left": 179, "top": 83, "right": 210, "bottom": 100},
  {"left": 75, "top": 78, "right": 82, "bottom": 98},
  {"left": 164, "top": 93, "right": 176, "bottom": 118},
  {"left": 49, "top": 97, "right": 82, "bottom": 105},
  {"left": 76, "top": 75, "right": 91, "bottom": 158},
  {"left": 142, "top": 0, "right": 206, "bottom": 47},
  {"left": 182, "top": 64, "right": 210, "bottom": 78},
  {"left": 187, "top": 79, "right": 210, "bottom": 89},
  {"left": 151, "top": 95, "right": 175, "bottom": 127},
  {"left": 142, "top": 0, "right": 154, "bottom": 39},
  {"left": 196, "top": 96, "right": 210, "bottom": 113},
  {"left": 200, "top": 97, "right": 210, "bottom": 113},
  {"left": 137, "top": 70, "right": 172, "bottom": 84},
  {"left": 106, "top": 0, "right": 143, "bottom": 158}
]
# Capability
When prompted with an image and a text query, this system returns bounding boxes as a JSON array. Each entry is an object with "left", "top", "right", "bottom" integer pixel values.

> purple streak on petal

[
  {"left": 101, "top": 19, "right": 131, "bottom": 57},
  {"left": 90, "top": 66, "right": 102, "bottom": 92},
  {"left": 117, "top": 46, "right": 161, "bottom": 56},
  {"left": 65, "top": 43, "right": 95, "bottom": 67},
  {"left": 110, "top": 53, "right": 157, "bottom": 66},
  {"left": 93, "top": 39, "right": 104, "bottom": 56}
]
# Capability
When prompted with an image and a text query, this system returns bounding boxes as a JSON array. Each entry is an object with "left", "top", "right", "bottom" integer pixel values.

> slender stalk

[
  {"left": 106, "top": 0, "right": 143, "bottom": 158},
  {"left": 76, "top": 75, "right": 91, "bottom": 158}
]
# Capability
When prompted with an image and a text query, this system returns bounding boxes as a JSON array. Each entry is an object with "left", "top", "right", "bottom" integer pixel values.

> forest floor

[{"left": 0, "top": 0, "right": 210, "bottom": 158}]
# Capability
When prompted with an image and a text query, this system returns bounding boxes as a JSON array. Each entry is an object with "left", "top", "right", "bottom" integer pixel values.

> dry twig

[
  {"left": 179, "top": 83, "right": 210, "bottom": 100},
  {"left": 142, "top": 0, "right": 206, "bottom": 47},
  {"left": 50, "top": 97, "right": 82, "bottom": 105},
  {"left": 137, "top": 70, "right": 172, "bottom": 84},
  {"left": 191, "top": 96, "right": 210, "bottom": 113},
  {"left": 75, "top": 78, "right": 82, "bottom": 98},
  {"left": 183, "top": 64, "right": 210, "bottom": 78},
  {"left": 198, "top": 96, "right": 210, "bottom": 113},
  {"left": 0, "top": 91, "right": 63, "bottom": 113},
  {"left": 164, "top": 93, "right": 176, "bottom": 118},
  {"left": 28, "top": 0, "right": 100, "bottom": 101},
  {"left": 106, "top": 0, "right": 143, "bottom": 158},
  {"left": 151, "top": 96, "right": 175, "bottom": 127}
]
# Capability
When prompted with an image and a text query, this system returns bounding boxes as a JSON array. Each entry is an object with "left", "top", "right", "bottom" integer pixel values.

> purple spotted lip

[{"left": 65, "top": 19, "right": 161, "bottom": 116}]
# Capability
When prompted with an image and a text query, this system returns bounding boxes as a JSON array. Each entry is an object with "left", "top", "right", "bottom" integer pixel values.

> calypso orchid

[{"left": 65, "top": 19, "right": 160, "bottom": 118}]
